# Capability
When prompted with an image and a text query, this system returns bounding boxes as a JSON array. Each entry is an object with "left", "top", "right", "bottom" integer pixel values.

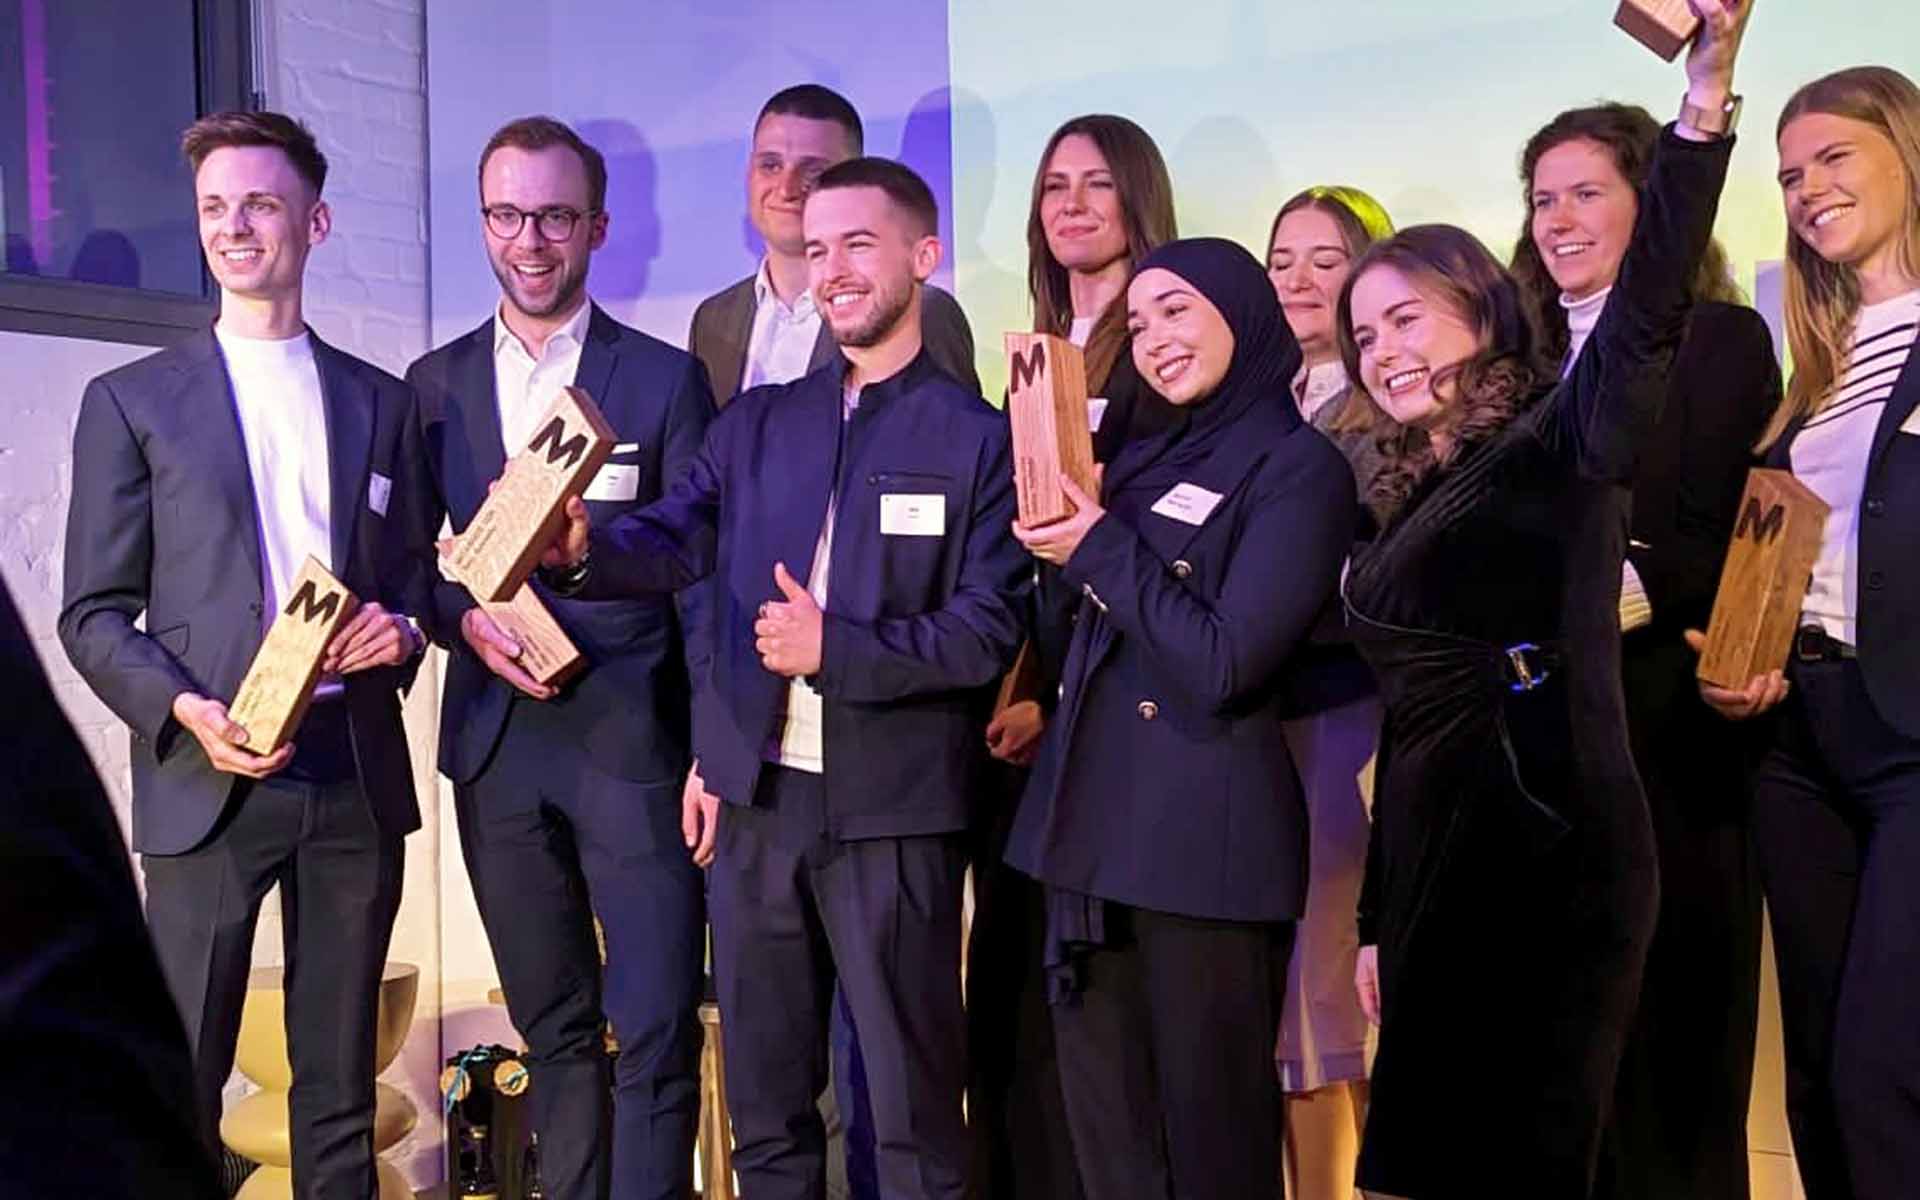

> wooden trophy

[
  {"left": 482, "top": 583, "right": 585, "bottom": 688},
  {"left": 443, "top": 385, "right": 617, "bottom": 602},
  {"left": 1696, "top": 468, "right": 1831, "bottom": 688},
  {"left": 992, "top": 639, "right": 1043, "bottom": 717},
  {"left": 1614, "top": 0, "right": 1700, "bottom": 60},
  {"left": 228, "top": 556, "right": 359, "bottom": 753},
  {"left": 1005, "top": 333, "right": 1098, "bottom": 526}
]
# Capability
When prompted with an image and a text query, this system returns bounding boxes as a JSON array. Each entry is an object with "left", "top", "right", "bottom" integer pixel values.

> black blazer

[
  {"left": 688, "top": 274, "right": 980, "bottom": 403},
  {"left": 1765, "top": 337, "right": 1920, "bottom": 738},
  {"left": 407, "top": 305, "right": 714, "bottom": 786},
  {"left": 2, "top": 576, "right": 220, "bottom": 1198},
  {"left": 59, "top": 329, "right": 425, "bottom": 855},
  {"left": 573, "top": 350, "right": 1029, "bottom": 839},
  {"left": 1006, "top": 394, "right": 1357, "bottom": 923}
]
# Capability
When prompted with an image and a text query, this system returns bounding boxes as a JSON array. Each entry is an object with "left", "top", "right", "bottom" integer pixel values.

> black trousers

[
  {"left": 1751, "top": 656, "right": 1920, "bottom": 1200},
  {"left": 142, "top": 707, "right": 404, "bottom": 1200},
  {"left": 1051, "top": 903, "right": 1293, "bottom": 1200},
  {"left": 967, "top": 762, "right": 1084, "bottom": 1200},
  {"left": 709, "top": 765, "right": 970, "bottom": 1200},
  {"left": 457, "top": 707, "right": 705, "bottom": 1200}
]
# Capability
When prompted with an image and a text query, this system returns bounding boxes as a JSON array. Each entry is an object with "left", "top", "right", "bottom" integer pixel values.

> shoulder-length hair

[
  {"left": 1765, "top": 66, "right": 1920, "bottom": 449},
  {"left": 1025, "top": 114, "right": 1177, "bottom": 392},
  {"left": 1335, "top": 224, "right": 1543, "bottom": 511},
  {"left": 1509, "top": 102, "right": 1743, "bottom": 367},
  {"left": 1268, "top": 185, "right": 1396, "bottom": 436}
]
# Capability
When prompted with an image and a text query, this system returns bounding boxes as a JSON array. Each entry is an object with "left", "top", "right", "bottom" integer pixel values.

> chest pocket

[{"left": 861, "top": 468, "right": 961, "bottom": 603}]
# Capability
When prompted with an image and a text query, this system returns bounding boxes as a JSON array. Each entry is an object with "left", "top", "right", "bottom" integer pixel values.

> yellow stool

[{"left": 221, "top": 962, "right": 419, "bottom": 1199}]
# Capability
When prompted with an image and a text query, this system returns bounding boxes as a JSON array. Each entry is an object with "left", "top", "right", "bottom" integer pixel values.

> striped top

[{"left": 1791, "top": 287, "right": 1920, "bottom": 645}]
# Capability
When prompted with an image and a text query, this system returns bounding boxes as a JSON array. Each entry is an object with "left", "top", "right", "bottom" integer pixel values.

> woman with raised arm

[
  {"left": 1334, "top": 4, "right": 1752, "bottom": 1195},
  {"left": 1690, "top": 65, "right": 1920, "bottom": 1200},
  {"left": 1511, "top": 101, "right": 1780, "bottom": 1200},
  {"left": 1263, "top": 183, "right": 1396, "bottom": 1200}
]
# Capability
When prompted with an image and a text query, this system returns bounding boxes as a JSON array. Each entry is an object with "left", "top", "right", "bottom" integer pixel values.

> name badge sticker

[
  {"left": 1902, "top": 406, "right": 1920, "bottom": 436},
  {"left": 584, "top": 463, "right": 641, "bottom": 502},
  {"left": 368, "top": 472, "right": 392, "bottom": 516},
  {"left": 1149, "top": 481, "right": 1225, "bottom": 526},
  {"left": 880, "top": 493, "right": 946, "bottom": 537},
  {"left": 613, "top": 441, "right": 641, "bottom": 453}
]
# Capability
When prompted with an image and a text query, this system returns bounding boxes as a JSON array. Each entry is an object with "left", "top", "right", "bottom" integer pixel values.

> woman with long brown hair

[
  {"left": 969, "top": 112, "right": 1178, "bottom": 1200},
  {"left": 1690, "top": 65, "right": 1920, "bottom": 1200},
  {"left": 1263, "top": 183, "right": 1395, "bottom": 1200},
  {"left": 1510, "top": 102, "right": 1780, "bottom": 1200},
  {"left": 1333, "top": 3, "right": 1752, "bottom": 1195}
]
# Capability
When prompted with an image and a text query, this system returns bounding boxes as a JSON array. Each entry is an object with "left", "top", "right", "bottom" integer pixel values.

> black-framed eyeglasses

[{"left": 481, "top": 205, "right": 599, "bottom": 242}]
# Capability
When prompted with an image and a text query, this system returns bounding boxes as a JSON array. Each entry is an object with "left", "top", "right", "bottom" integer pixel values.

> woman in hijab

[{"left": 1004, "top": 236, "right": 1358, "bottom": 1199}]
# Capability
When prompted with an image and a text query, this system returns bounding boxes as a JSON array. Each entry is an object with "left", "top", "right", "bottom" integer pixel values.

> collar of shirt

[
  {"left": 493, "top": 296, "right": 593, "bottom": 366},
  {"left": 1292, "top": 359, "right": 1349, "bottom": 422},
  {"left": 753, "top": 257, "right": 818, "bottom": 322},
  {"left": 827, "top": 345, "right": 937, "bottom": 416},
  {"left": 1559, "top": 286, "right": 1612, "bottom": 378},
  {"left": 215, "top": 324, "right": 317, "bottom": 369}
]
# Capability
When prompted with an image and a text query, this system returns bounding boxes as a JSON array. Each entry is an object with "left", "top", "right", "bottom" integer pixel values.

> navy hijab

[{"left": 1102, "top": 236, "right": 1304, "bottom": 496}]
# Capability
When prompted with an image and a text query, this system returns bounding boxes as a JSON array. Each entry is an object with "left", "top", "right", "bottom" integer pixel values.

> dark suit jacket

[
  {"left": 1765, "top": 331, "right": 1920, "bottom": 738},
  {"left": 1, "top": 575, "right": 221, "bottom": 1198},
  {"left": 59, "top": 328, "right": 425, "bottom": 856},
  {"left": 1622, "top": 303, "right": 1779, "bottom": 812},
  {"left": 408, "top": 305, "right": 715, "bottom": 786},
  {"left": 573, "top": 350, "right": 1028, "bottom": 839},
  {"left": 689, "top": 273, "right": 980, "bottom": 403},
  {"left": 1005, "top": 393, "right": 1357, "bottom": 923}
]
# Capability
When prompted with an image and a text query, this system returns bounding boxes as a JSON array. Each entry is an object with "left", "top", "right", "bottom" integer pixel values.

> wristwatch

[{"left": 1679, "top": 91, "right": 1743, "bottom": 138}]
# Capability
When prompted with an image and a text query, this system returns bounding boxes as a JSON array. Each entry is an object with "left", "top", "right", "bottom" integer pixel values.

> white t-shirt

[{"left": 1793, "top": 287, "right": 1920, "bottom": 645}]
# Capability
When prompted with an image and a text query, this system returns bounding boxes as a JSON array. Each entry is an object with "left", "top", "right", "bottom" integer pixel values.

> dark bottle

[
  {"left": 522, "top": 1131, "right": 546, "bottom": 1200},
  {"left": 457, "top": 1122, "right": 500, "bottom": 1200}
]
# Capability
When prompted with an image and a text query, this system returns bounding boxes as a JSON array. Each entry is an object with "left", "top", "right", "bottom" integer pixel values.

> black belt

[{"left": 1794, "top": 624, "right": 1857, "bottom": 663}]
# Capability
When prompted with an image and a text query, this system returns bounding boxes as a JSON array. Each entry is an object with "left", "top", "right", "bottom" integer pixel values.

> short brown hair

[
  {"left": 181, "top": 111, "right": 328, "bottom": 196},
  {"left": 756, "top": 84, "right": 863, "bottom": 156},
  {"left": 478, "top": 116, "right": 607, "bottom": 211},
  {"left": 812, "top": 157, "right": 937, "bottom": 237}
]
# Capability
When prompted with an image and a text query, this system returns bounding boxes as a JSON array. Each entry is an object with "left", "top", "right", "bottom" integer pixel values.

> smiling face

[
  {"left": 1778, "top": 111, "right": 1911, "bottom": 276},
  {"left": 1345, "top": 263, "right": 1484, "bottom": 428},
  {"left": 1530, "top": 137, "right": 1638, "bottom": 301},
  {"left": 804, "top": 184, "right": 938, "bottom": 349},
  {"left": 749, "top": 112, "right": 856, "bottom": 258},
  {"left": 1268, "top": 205, "right": 1355, "bottom": 361},
  {"left": 481, "top": 144, "right": 605, "bottom": 322},
  {"left": 195, "top": 145, "right": 327, "bottom": 304},
  {"left": 1040, "top": 133, "right": 1129, "bottom": 275},
  {"left": 1127, "top": 266, "right": 1235, "bottom": 405}
]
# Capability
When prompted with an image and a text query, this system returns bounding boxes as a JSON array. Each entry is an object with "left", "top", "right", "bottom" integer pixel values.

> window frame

[{"left": 0, "top": 0, "right": 254, "bottom": 347}]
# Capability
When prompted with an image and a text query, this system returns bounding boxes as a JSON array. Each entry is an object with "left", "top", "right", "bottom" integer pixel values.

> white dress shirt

[
  {"left": 770, "top": 377, "right": 863, "bottom": 772},
  {"left": 217, "top": 326, "right": 333, "bottom": 629},
  {"left": 742, "top": 258, "right": 822, "bottom": 392},
  {"left": 494, "top": 298, "right": 592, "bottom": 455},
  {"left": 1292, "top": 360, "right": 1349, "bottom": 425}
]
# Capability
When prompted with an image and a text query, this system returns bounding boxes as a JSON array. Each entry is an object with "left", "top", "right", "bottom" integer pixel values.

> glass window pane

[{"left": 1, "top": 0, "right": 204, "bottom": 297}]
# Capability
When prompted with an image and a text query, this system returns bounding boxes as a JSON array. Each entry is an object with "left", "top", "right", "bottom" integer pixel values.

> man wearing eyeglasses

[{"left": 405, "top": 116, "right": 714, "bottom": 1200}]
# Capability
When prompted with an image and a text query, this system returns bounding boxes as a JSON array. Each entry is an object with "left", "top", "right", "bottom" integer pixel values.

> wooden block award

[
  {"left": 1696, "top": 468, "right": 1831, "bottom": 688},
  {"left": 228, "top": 556, "right": 359, "bottom": 753},
  {"left": 442, "top": 385, "right": 617, "bottom": 602},
  {"left": 1614, "top": 0, "right": 1700, "bottom": 60},
  {"left": 482, "top": 583, "right": 586, "bottom": 688},
  {"left": 1004, "top": 333, "right": 1098, "bottom": 526}
]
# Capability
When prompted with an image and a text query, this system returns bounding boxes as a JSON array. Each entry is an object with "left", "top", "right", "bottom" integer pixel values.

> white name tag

[
  {"left": 1902, "top": 406, "right": 1920, "bottom": 436},
  {"left": 584, "top": 463, "right": 641, "bottom": 502},
  {"left": 880, "top": 493, "right": 945, "bottom": 537},
  {"left": 1087, "top": 396, "right": 1110, "bottom": 433},
  {"left": 614, "top": 441, "right": 641, "bottom": 453},
  {"left": 368, "top": 472, "right": 392, "bottom": 516},
  {"left": 1150, "top": 482, "right": 1224, "bottom": 526}
]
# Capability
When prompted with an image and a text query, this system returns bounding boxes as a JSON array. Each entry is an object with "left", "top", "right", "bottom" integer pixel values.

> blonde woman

[{"left": 1690, "top": 65, "right": 1920, "bottom": 1200}]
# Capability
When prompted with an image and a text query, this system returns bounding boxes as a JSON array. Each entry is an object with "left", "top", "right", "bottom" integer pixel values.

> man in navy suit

[
  {"left": 406, "top": 117, "right": 712, "bottom": 1200},
  {"left": 59, "top": 111, "right": 428, "bottom": 1199},
  {"left": 534, "top": 157, "right": 1026, "bottom": 1200}
]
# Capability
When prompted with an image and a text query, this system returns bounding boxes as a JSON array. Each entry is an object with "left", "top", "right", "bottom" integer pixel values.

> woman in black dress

[
  {"left": 1336, "top": 3, "right": 1751, "bottom": 1195},
  {"left": 1510, "top": 102, "right": 1779, "bottom": 1200}
]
